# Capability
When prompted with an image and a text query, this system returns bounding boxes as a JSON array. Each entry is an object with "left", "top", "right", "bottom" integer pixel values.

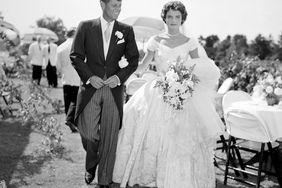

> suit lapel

[
  {"left": 105, "top": 21, "right": 118, "bottom": 62},
  {"left": 93, "top": 19, "right": 105, "bottom": 61}
]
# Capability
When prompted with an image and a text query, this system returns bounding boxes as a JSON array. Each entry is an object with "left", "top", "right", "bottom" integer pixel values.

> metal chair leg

[
  {"left": 224, "top": 135, "right": 232, "bottom": 185},
  {"left": 2, "top": 95, "right": 13, "bottom": 115},
  {"left": 232, "top": 137, "right": 248, "bottom": 178},
  {"left": 267, "top": 142, "right": 281, "bottom": 187},
  {"left": 256, "top": 143, "right": 265, "bottom": 188}
]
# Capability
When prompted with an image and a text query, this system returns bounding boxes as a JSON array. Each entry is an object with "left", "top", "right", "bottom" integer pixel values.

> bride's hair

[
  {"left": 161, "top": 1, "right": 187, "bottom": 25},
  {"left": 100, "top": 0, "right": 121, "bottom": 3}
]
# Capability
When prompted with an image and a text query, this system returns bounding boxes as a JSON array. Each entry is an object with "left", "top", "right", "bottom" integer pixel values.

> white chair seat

[
  {"left": 141, "top": 70, "right": 157, "bottom": 82},
  {"left": 236, "top": 139, "right": 279, "bottom": 152},
  {"left": 126, "top": 78, "right": 147, "bottom": 96}
]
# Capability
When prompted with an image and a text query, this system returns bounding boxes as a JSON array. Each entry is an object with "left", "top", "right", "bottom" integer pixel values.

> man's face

[{"left": 101, "top": 0, "right": 121, "bottom": 22}]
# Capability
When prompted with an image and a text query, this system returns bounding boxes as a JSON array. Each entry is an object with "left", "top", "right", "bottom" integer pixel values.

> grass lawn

[{"left": 0, "top": 77, "right": 281, "bottom": 188}]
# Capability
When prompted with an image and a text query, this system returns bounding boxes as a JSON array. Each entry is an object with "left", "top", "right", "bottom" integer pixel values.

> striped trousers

[{"left": 77, "top": 86, "right": 120, "bottom": 185}]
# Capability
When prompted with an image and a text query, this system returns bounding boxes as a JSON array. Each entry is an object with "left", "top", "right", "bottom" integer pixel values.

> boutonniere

[
  {"left": 115, "top": 31, "right": 125, "bottom": 44},
  {"left": 118, "top": 56, "right": 129, "bottom": 68}
]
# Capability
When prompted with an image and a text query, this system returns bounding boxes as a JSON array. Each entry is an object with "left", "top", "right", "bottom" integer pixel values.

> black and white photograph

[{"left": 1, "top": 0, "right": 282, "bottom": 187}]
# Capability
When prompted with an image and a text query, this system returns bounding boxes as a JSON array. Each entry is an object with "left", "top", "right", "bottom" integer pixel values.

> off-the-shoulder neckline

[{"left": 152, "top": 37, "right": 192, "bottom": 50}]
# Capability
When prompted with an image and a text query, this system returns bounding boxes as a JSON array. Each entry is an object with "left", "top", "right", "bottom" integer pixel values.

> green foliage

[
  {"left": 219, "top": 51, "right": 282, "bottom": 93},
  {"left": 36, "top": 16, "right": 67, "bottom": 45},
  {"left": 201, "top": 35, "right": 220, "bottom": 59},
  {"left": 0, "top": 33, "right": 64, "bottom": 154},
  {"left": 248, "top": 34, "right": 272, "bottom": 59}
]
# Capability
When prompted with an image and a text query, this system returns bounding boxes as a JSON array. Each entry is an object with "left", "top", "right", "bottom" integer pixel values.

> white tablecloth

[{"left": 226, "top": 101, "right": 282, "bottom": 142}]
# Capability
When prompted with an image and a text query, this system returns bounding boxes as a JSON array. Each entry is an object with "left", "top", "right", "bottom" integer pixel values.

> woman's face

[{"left": 165, "top": 9, "right": 182, "bottom": 29}]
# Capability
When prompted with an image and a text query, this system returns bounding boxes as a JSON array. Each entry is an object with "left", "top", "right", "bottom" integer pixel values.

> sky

[{"left": 1, "top": 0, "right": 282, "bottom": 41}]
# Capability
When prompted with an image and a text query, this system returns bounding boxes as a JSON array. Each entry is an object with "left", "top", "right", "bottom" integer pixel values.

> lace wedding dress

[{"left": 113, "top": 37, "right": 224, "bottom": 188}]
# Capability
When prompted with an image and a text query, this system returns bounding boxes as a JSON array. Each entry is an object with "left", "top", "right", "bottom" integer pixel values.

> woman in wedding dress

[{"left": 113, "top": 1, "right": 224, "bottom": 187}]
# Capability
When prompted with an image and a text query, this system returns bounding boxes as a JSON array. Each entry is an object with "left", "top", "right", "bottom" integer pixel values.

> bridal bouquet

[
  {"left": 257, "top": 73, "right": 282, "bottom": 105},
  {"left": 154, "top": 57, "right": 200, "bottom": 110}
]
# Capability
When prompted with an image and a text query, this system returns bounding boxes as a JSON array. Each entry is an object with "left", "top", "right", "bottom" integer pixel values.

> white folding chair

[
  {"left": 125, "top": 78, "right": 147, "bottom": 102},
  {"left": 141, "top": 70, "right": 158, "bottom": 82},
  {"left": 218, "top": 77, "right": 234, "bottom": 95},
  {"left": 222, "top": 90, "right": 252, "bottom": 112},
  {"left": 216, "top": 90, "right": 251, "bottom": 149},
  {"left": 223, "top": 91, "right": 280, "bottom": 187},
  {"left": 215, "top": 77, "right": 234, "bottom": 119},
  {"left": 215, "top": 90, "right": 252, "bottom": 169},
  {"left": 124, "top": 73, "right": 138, "bottom": 86}
]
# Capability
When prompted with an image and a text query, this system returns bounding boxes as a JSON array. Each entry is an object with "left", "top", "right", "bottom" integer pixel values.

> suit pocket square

[{"left": 117, "top": 39, "right": 125, "bottom": 44}]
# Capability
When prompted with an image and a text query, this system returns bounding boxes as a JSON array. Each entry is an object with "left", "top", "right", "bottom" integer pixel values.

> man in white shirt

[
  {"left": 57, "top": 28, "right": 80, "bottom": 133},
  {"left": 43, "top": 37, "right": 58, "bottom": 87},
  {"left": 27, "top": 36, "right": 44, "bottom": 85}
]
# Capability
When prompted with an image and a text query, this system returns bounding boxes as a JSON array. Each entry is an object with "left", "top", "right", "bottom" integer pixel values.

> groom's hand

[
  {"left": 89, "top": 75, "right": 104, "bottom": 89},
  {"left": 104, "top": 75, "right": 120, "bottom": 88}
]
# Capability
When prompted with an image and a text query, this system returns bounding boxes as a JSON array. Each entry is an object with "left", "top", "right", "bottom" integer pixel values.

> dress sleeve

[
  {"left": 145, "top": 36, "right": 158, "bottom": 52},
  {"left": 188, "top": 38, "right": 208, "bottom": 58},
  {"left": 187, "top": 38, "right": 199, "bottom": 52}
]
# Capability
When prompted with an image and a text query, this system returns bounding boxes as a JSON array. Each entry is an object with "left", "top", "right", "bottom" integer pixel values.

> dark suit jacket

[{"left": 70, "top": 18, "right": 139, "bottom": 127}]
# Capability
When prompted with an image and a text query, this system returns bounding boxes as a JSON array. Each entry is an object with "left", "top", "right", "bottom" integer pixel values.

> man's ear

[{"left": 100, "top": 1, "right": 105, "bottom": 11}]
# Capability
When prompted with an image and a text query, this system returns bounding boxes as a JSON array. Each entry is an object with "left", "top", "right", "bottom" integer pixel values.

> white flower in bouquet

[
  {"left": 171, "top": 81, "right": 182, "bottom": 91},
  {"left": 258, "top": 72, "right": 282, "bottom": 105},
  {"left": 181, "top": 91, "right": 192, "bottom": 99},
  {"left": 265, "top": 85, "right": 274, "bottom": 94},
  {"left": 186, "top": 80, "right": 195, "bottom": 88},
  {"left": 274, "top": 87, "right": 282, "bottom": 96},
  {"left": 266, "top": 74, "right": 275, "bottom": 84},
  {"left": 166, "top": 70, "right": 179, "bottom": 82},
  {"left": 154, "top": 57, "right": 200, "bottom": 110},
  {"left": 178, "top": 84, "right": 187, "bottom": 94},
  {"left": 275, "top": 76, "right": 282, "bottom": 84},
  {"left": 118, "top": 56, "right": 128, "bottom": 68}
]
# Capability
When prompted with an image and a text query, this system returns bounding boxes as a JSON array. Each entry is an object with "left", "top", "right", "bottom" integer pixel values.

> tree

[
  {"left": 275, "top": 32, "right": 282, "bottom": 61},
  {"left": 36, "top": 16, "right": 67, "bottom": 45},
  {"left": 248, "top": 34, "right": 272, "bottom": 60},
  {"left": 202, "top": 35, "right": 219, "bottom": 60},
  {"left": 278, "top": 32, "right": 282, "bottom": 48},
  {"left": 215, "top": 35, "right": 231, "bottom": 64},
  {"left": 232, "top": 34, "right": 248, "bottom": 55}
]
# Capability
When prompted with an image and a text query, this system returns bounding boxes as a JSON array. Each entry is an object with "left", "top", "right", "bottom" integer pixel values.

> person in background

[
  {"left": 43, "top": 37, "right": 58, "bottom": 88},
  {"left": 26, "top": 36, "right": 44, "bottom": 85},
  {"left": 56, "top": 28, "right": 79, "bottom": 133}
]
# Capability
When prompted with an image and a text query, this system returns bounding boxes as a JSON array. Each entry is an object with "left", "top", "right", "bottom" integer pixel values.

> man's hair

[
  {"left": 100, "top": 0, "right": 110, "bottom": 3},
  {"left": 36, "top": 35, "right": 42, "bottom": 42},
  {"left": 100, "top": 0, "right": 121, "bottom": 3}
]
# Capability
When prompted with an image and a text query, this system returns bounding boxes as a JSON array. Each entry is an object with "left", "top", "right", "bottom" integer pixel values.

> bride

[{"left": 113, "top": 1, "right": 224, "bottom": 187}]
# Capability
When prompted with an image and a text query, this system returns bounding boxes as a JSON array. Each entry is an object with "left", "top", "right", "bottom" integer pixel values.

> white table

[{"left": 226, "top": 100, "right": 282, "bottom": 142}]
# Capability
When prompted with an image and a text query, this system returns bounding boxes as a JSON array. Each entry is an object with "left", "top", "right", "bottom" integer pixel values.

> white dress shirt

[
  {"left": 56, "top": 38, "right": 80, "bottom": 86},
  {"left": 28, "top": 42, "right": 44, "bottom": 66},
  {"left": 42, "top": 42, "right": 58, "bottom": 67},
  {"left": 100, "top": 16, "right": 115, "bottom": 59}
]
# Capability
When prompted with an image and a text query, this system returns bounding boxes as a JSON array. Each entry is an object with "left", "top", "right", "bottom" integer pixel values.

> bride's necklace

[{"left": 165, "top": 32, "right": 181, "bottom": 37}]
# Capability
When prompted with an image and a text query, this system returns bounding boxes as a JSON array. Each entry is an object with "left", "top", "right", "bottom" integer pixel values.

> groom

[{"left": 70, "top": 0, "right": 139, "bottom": 187}]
